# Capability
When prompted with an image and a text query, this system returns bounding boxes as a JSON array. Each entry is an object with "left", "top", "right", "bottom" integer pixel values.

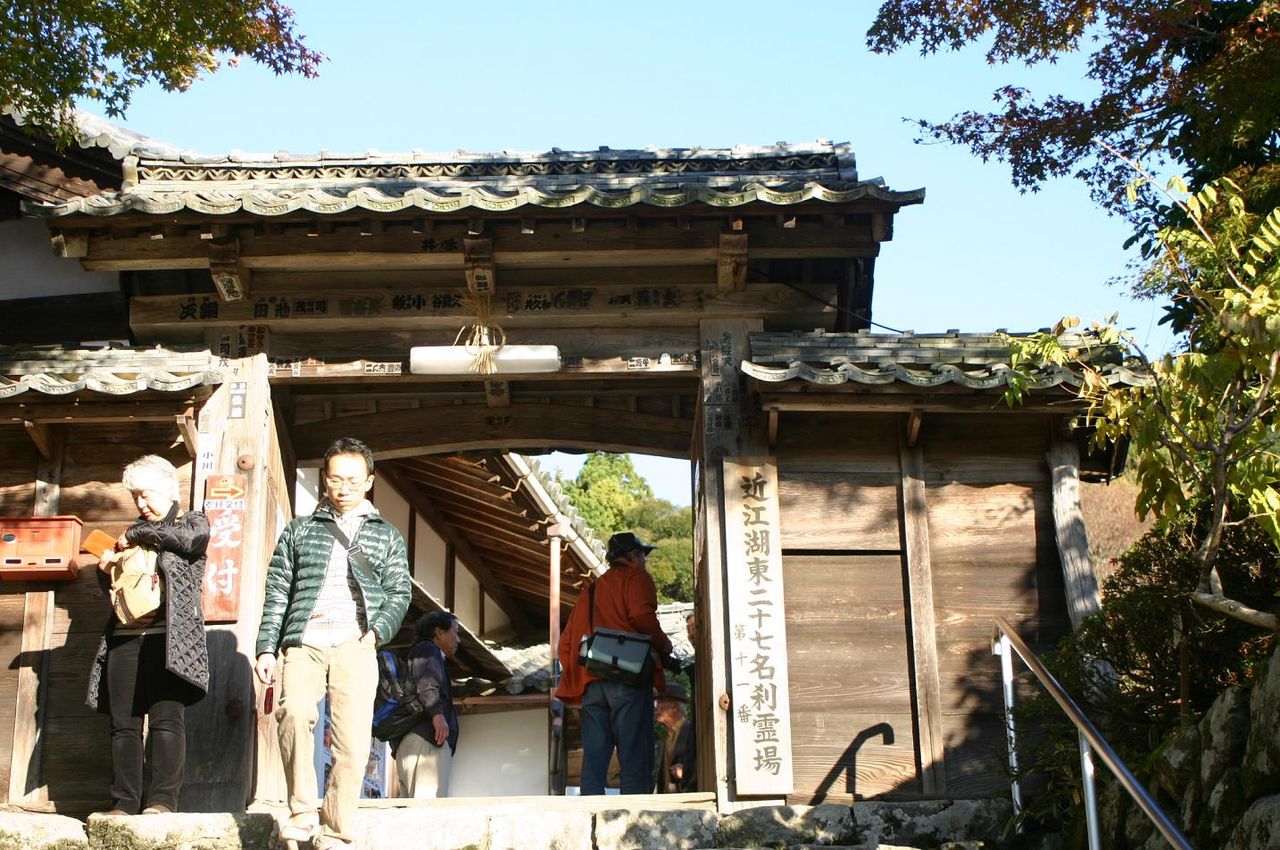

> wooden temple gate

[{"left": 0, "top": 133, "right": 1109, "bottom": 811}]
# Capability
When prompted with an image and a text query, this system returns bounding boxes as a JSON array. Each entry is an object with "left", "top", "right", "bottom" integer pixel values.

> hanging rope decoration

[{"left": 453, "top": 293, "right": 506, "bottom": 375}]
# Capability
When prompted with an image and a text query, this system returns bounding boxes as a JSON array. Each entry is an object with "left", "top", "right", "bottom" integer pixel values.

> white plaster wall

[
  {"left": 484, "top": 596, "right": 510, "bottom": 636},
  {"left": 450, "top": 708, "right": 549, "bottom": 796},
  {"left": 453, "top": 559, "right": 480, "bottom": 629},
  {"left": 413, "top": 517, "right": 446, "bottom": 599},
  {"left": 0, "top": 219, "right": 118, "bottom": 298},
  {"left": 372, "top": 482, "right": 410, "bottom": 543}
]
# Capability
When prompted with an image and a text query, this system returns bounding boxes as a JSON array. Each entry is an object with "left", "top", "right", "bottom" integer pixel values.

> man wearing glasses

[{"left": 254, "top": 437, "right": 410, "bottom": 850}]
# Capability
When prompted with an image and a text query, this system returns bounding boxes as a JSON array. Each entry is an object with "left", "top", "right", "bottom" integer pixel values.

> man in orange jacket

[{"left": 556, "top": 532, "right": 675, "bottom": 794}]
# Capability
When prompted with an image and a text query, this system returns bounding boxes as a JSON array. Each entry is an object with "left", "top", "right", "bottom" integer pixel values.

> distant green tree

[
  {"left": 559, "top": 453, "right": 652, "bottom": 535},
  {"left": 559, "top": 453, "right": 694, "bottom": 603}
]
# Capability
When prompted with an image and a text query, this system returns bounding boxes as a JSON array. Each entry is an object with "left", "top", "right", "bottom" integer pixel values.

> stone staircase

[{"left": 0, "top": 796, "right": 1027, "bottom": 850}]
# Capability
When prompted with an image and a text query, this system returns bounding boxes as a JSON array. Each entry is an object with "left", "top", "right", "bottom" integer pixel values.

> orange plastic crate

[{"left": 0, "top": 516, "right": 83, "bottom": 581}]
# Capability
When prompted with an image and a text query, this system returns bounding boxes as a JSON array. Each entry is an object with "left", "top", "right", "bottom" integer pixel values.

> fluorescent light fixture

[{"left": 409, "top": 345, "right": 561, "bottom": 375}]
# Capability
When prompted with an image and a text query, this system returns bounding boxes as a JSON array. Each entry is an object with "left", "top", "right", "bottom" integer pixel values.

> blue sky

[{"left": 102, "top": 1, "right": 1171, "bottom": 504}]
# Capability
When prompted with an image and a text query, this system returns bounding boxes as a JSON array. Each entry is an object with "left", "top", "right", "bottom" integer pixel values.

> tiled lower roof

[
  {"left": 0, "top": 347, "right": 223, "bottom": 399},
  {"left": 743, "top": 330, "right": 1151, "bottom": 390}
]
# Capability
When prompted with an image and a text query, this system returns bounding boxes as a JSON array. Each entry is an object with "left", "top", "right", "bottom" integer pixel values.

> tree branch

[{"left": 1191, "top": 590, "right": 1279, "bottom": 631}]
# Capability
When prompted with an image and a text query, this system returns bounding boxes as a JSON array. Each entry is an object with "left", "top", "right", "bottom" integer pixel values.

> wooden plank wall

[
  {"left": 0, "top": 422, "right": 192, "bottom": 811},
  {"left": 923, "top": 414, "right": 1069, "bottom": 797},
  {"left": 774, "top": 411, "right": 1069, "bottom": 803},
  {"left": 776, "top": 413, "right": 918, "bottom": 802}
]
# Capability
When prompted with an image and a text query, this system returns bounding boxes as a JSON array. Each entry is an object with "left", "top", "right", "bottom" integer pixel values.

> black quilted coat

[{"left": 86, "top": 509, "right": 211, "bottom": 712}]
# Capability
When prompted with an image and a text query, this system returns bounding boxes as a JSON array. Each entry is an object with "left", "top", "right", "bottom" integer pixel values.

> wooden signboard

[
  {"left": 722, "top": 456, "right": 794, "bottom": 795},
  {"left": 202, "top": 474, "right": 246, "bottom": 623}
]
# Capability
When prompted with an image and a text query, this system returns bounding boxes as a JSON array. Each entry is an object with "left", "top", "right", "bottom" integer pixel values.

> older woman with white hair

[{"left": 86, "top": 455, "right": 210, "bottom": 815}]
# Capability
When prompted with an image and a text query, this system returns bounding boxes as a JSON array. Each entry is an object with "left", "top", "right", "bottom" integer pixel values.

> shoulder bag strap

[
  {"left": 588, "top": 581, "right": 596, "bottom": 632},
  {"left": 316, "top": 515, "right": 376, "bottom": 583}
]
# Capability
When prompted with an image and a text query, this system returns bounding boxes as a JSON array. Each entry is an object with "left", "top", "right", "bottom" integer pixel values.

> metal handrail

[{"left": 991, "top": 617, "right": 1194, "bottom": 850}]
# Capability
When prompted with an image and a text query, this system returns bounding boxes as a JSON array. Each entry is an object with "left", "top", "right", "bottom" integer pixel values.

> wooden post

[
  {"left": 698, "top": 318, "right": 764, "bottom": 810},
  {"left": 1047, "top": 438, "right": 1100, "bottom": 630},
  {"left": 8, "top": 427, "right": 64, "bottom": 805},
  {"left": 189, "top": 355, "right": 291, "bottom": 811},
  {"left": 898, "top": 429, "right": 946, "bottom": 795}
]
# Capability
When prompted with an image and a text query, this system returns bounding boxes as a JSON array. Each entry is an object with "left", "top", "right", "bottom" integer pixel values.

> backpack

[{"left": 372, "top": 647, "right": 424, "bottom": 743}]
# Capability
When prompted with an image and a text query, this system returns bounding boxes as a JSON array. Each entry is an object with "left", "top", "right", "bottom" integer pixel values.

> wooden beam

[
  {"left": 9, "top": 591, "right": 54, "bottom": 805},
  {"left": 129, "top": 283, "right": 832, "bottom": 335},
  {"left": 10, "top": 430, "right": 64, "bottom": 804},
  {"left": 208, "top": 236, "right": 249, "bottom": 301},
  {"left": 378, "top": 464, "right": 529, "bottom": 632},
  {"left": 899, "top": 430, "right": 947, "bottom": 795},
  {"left": 697, "top": 318, "right": 766, "bottom": 808},
  {"left": 2, "top": 399, "right": 208, "bottom": 425},
  {"left": 758, "top": 391, "right": 1079, "bottom": 414},
  {"left": 717, "top": 233, "right": 749, "bottom": 294},
  {"left": 1047, "top": 438, "right": 1101, "bottom": 630},
  {"left": 175, "top": 411, "right": 199, "bottom": 459},
  {"left": 484, "top": 380, "right": 511, "bottom": 408},
  {"left": 290, "top": 402, "right": 692, "bottom": 462},
  {"left": 463, "top": 237, "right": 494, "bottom": 295},
  {"left": 906, "top": 409, "right": 922, "bottom": 447},
  {"left": 22, "top": 421, "right": 58, "bottom": 461},
  {"left": 80, "top": 216, "right": 877, "bottom": 272}
]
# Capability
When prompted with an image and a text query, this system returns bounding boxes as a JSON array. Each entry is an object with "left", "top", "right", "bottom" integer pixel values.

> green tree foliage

[
  {"left": 1004, "top": 175, "right": 1280, "bottom": 629},
  {"left": 0, "top": 0, "right": 322, "bottom": 146},
  {"left": 867, "top": 2, "right": 1280, "bottom": 237},
  {"left": 558, "top": 453, "right": 694, "bottom": 602}
]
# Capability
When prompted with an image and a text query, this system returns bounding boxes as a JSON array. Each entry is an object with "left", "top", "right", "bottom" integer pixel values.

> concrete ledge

[
  {"left": 0, "top": 798, "right": 1014, "bottom": 850},
  {"left": 0, "top": 811, "right": 87, "bottom": 850}
]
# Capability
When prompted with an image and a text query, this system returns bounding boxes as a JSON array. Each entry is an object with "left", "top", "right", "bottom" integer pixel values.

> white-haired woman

[{"left": 86, "top": 455, "right": 210, "bottom": 815}]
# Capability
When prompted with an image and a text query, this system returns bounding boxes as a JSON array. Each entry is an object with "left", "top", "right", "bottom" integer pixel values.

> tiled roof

[
  {"left": 2, "top": 106, "right": 187, "bottom": 161},
  {"left": 0, "top": 346, "right": 224, "bottom": 399},
  {"left": 743, "top": 330, "right": 1151, "bottom": 390},
  {"left": 25, "top": 141, "right": 925, "bottom": 218}
]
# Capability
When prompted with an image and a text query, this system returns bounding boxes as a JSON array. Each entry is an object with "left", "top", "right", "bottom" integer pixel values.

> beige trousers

[
  {"left": 276, "top": 638, "right": 377, "bottom": 843},
  {"left": 395, "top": 730, "right": 453, "bottom": 798}
]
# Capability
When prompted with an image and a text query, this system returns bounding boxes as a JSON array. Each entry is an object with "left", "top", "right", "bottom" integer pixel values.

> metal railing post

[
  {"left": 991, "top": 617, "right": 1195, "bottom": 850},
  {"left": 993, "top": 633, "right": 1024, "bottom": 823},
  {"left": 1079, "top": 731, "right": 1102, "bottom": 850}
]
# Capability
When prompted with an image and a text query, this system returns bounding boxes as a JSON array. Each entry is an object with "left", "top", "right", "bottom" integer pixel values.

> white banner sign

[{"left": 722, "top": 456, "right": 793, "bottom": 795}]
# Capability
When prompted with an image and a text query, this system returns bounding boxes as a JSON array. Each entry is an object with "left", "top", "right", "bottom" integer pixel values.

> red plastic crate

[{"left": 0, "top": 516, "right": 83, "bottom": 581}]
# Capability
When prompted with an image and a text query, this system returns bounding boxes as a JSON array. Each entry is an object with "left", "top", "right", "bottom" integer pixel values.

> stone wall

[{"left": 1102, "top": 640, "right": 1280, "bottom": 850}]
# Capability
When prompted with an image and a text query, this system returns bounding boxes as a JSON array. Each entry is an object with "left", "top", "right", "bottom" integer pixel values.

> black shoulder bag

[
  {"left": 315, "top": 515, "right": 376, "bottom": 583},
  {"left": 576, "top": 582, "right": 654, "bottom": 688}
]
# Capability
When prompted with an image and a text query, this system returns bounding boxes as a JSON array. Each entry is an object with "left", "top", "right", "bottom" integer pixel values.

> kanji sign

[
  {"left": 723, "top": 456, "right": 794, "bottom": 795},
  {"left": 202, "top": 474, "right": 246, "bottom": 623}
]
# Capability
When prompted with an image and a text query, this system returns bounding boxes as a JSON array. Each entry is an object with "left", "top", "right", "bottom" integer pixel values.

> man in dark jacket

[
  {"left": 254, "top": 438, "right": 410, "bottom": 849},
  {"left": 395, "top": 610, "right": 460, "bottom": 797},
  {"left": 556, "top": 532, "right": 675, "bottom": 794}
]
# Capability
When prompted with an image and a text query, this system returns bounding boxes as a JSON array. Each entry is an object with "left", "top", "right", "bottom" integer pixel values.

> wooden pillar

[
  {"left": 1047, "top": 437, "right": 1100, "bottom": 630},
  {"left": 9, "top": 426, "right": 64, "bottom": 805},
  {"left": 898, "top": 428, "right": 946, "bottom": 794},
  {"left": 697, "top": 318, "right": 765, "bottom": 810},
  {"left": 190, "top": 355, "right": 291, "bottom": 810}
]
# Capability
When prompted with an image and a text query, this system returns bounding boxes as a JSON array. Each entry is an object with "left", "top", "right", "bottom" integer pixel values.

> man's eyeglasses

[{"left": 324, "top": 476, "right": 368, "bottom": 491}]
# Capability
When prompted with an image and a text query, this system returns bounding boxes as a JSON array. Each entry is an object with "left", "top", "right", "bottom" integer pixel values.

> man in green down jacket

[{"left": 254, "top": 437, "right": 410, "bottom": 850}]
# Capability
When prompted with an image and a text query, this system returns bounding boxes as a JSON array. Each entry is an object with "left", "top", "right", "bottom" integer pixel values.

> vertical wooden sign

[
  {"left": 722, "top": 456, "right": 794, "bottom": 795},
  {"left": 202, "top": 474, "right": 246, "bottom": 623}
]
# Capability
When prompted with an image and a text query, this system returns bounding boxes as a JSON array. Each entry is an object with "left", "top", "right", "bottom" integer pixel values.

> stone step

[{"left": 0, "top": 797, "right": 1015, "bottom": 850}]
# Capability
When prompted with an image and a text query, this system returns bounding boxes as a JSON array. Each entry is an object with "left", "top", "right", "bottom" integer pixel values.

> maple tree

[
  {"left": 0, "top": 0, "right": 322, "bottom": 146},
  {"left": 868, "top": 1, "right": 1280, "bottom": 237}
]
